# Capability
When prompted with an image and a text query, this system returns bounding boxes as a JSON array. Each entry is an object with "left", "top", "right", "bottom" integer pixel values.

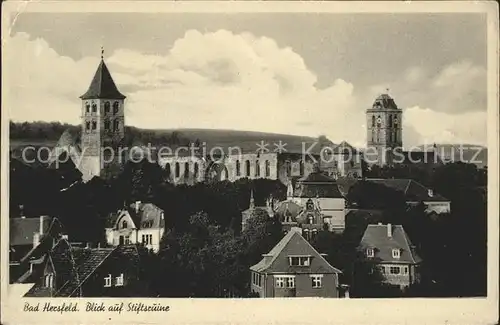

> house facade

[
  {"left": 24, "top": 239, "right": 149, "bottom": 297},
  {"left": 105, "top": 202, "right": 165, "bottom": 252},
  {"left": 250, "top": 227, "right": 342, "bottom": 298},
  {"left": 358, "top": 223, "right": 422, "bottom": 288}
]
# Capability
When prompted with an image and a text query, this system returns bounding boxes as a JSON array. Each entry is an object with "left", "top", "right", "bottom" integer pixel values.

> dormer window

[
  {"left": 44, "top": 273, "right": 54, "bottom": 288},
  {"left": 392, "top": 248, "right": 401, "bottom": 259},
  {"left": 104, "top": 274, "right": 112, "bottom": 287},
  {"left": 289, "top": 256, "right": 311, "bottom": 266},
  {"left": 115, "top": 273, "right": 124, "bottom": 286},
  {"left": 366, "top": 248, "right": 374, "bottom": 258}
]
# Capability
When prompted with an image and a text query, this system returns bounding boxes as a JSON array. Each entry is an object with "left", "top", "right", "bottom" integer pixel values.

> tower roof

[
  {"left": 80, "top": 59, "right": 126, "bottom": 100},
  {"left": 371, "top": 93, "right": 399, "bottom": 110}
]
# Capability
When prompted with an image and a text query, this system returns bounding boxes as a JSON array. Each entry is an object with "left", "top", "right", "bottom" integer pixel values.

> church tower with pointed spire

[{"left": 78, "top": 49, "right": 126, "bottom": 181}]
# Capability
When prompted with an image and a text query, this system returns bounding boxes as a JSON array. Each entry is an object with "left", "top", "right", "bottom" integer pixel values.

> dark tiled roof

[
  {"left": 298, "top": 171, "right": 335, "bottom": 183},
  {"left": 80, "top": 59, "right": 126, "bottom": 100},
  {"left": 273, "top": 200, "right": 303, "bottom": 222},
  {"left": 367, "top": 178, "right": 448, "bottom": 202},
  {"left": 251, "top": 229, "right": 341, "bottom": 274},
  {"left": 359, "top": 224, "right": 422, "bottom": 264},
  {"left": 295, "top": 172, "right": 344, "bottom": 198},
  {"left": 10, "top": 217, "right": 52, "bottom": 246},
  {"left": 370, "top": 93, "right": 399, "bottom": 110},
  {"left": 108, "top": 202, "right": 165, "bottom": 230}
]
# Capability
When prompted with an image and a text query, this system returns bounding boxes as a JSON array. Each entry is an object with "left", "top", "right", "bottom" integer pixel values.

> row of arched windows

[
  {"left": 285, "top": 160, "right": 305, "bottom": 177},
  {"left": 165, "top": 162, "right": 200, "bottom": 179},
  {"left": 85, "top": 101, "right": 120, "bottom": 115},
  {"left": 85, "top": 119, "right": 120, "bottom": 131},
  {"left": 371, "top": 115, "right": 399, "bottom": 128},
  {"left": 302, "top": 228, "right": 318, "bottom": 241},
  {"left": 235, "top": 160, "right": 272, "bottom": 178}
]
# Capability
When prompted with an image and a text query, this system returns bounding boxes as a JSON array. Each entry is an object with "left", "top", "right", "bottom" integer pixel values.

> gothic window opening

[
  {"left": 86, "top": 102, "right": 90, "bottom": 113},
  {"left": 165, "top": 163, "right": 171, "bottom": 177},
  {"left": 307, "top": 214, "right": 314, "bottom": 224},
  {"left": 113, "top": 120, "right": 119, "bottom": 131},
  {"left": 245, "top": 160, "right": 251, "bottom": 177},
  {"left": 265, "top": 160, "right": 270, "bottom": 177},
  {"left": 44, "top": 273, "right": 54, "bottom": 288},
  {"left": 303, "top": 229, "right": 310, "bottom": 241},
  {"left": 104, "top": 119, "right": 110, "bottom": 131},
  {"left": 86, "top": 121, "right": 91, "bottom": 131},
  {"left": 394, "top": 132, "right": 398, "bottom": 143},
  {"left": 299, "top": 160, "right": 304, "bottom": 176},
  {"left": 255, "top": 160, "right": 260, "bottom": 177},
  {"left": 194, "top": 162, "right": 199, "bottom": 179},
  {"left": 389, "top": 115, "right": 393, "bottom": 128},
  {"left": 236, "top": 160, "right": 241, "bottom": 176},
  {"left": 113, "top": 101, "right": 120, "bottom": 115},
  {"left": 184, "top": 162, "right": 189, "bottom": 178},
  {"left": 91, "top": 121, "right": 97, "bottom": 130},
  {"left": 104, "top": 101, "right": 110, "bottom": 114},
  {"left": 371, "top": 115, "right": 375, "bottom": 127},
  {"left": 91, "top": 102, "right": 97, "bottom": 113},
  {"left": 175, "top": 162, "right": 180, "bottom": 178},
  {"left": 311, "top": 229, "right": 318, "bottom": 240},
  {"left": 121, "top": 220, "right": 128, "bottom": 229}
]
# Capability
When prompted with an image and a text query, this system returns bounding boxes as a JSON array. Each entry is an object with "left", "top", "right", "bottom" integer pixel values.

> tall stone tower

[
  {"left": 78, "top": 53, "right": 126, "bottom": 181},
  {"left": 366, "top": 92, "right": 403, "bottom": 165}
]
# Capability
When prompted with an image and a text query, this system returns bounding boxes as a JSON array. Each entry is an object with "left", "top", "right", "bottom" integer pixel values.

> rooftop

[{"left": 80, "top": 59, "right": 126, "bottom": 100}]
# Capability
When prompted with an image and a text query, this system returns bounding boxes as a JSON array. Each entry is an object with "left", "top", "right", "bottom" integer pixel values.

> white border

[{"left": 1, "top": 2, "right": 498, "bottom": 325}]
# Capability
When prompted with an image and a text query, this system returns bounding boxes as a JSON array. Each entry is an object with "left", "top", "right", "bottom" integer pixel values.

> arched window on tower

[
  {"left": 184, "top": 162, "right": 189, "bottom": 178},
  {"left": 299, "top": 160, "right": 304, "bottom": 176},
  {"left": 113, "top": 101, "right": 120, "bottom": 115},
  {"left": 394, "top": 131, "right": 398, "bottom": 143},
  {"left": 175, "top": 162, "right": 180, "bottom": 178},
  {"left": 113, "top": 120, "right": 119, "bottom": 131},
  {"left": 265, "top": 160, "right": 271, "bottom": 177},
  {"left": 303, "top": 229, "right": 310, "bottom": 241},
  {"left": 307, "top": 213, "right": 314, "bottom": 224},
  {"left": 371, "top": 115, "right": 375, "bottom": 127},
  {"left": 104, "top": 119, "right": 110, "bottom": 131},
  {"left": 85, "top": 121, "right": 91, "bottom": 131},
  {"left": 389, "top": 115, "right": 393, "bottom": 128},
  {"left": 245, "top": 160, "right": 251, "bottom": 177},
  {"left": 86, "top": 102, "right": 90, "bottom": 113},
  {"left": 165, "top": 163, "right": 171, "bottom": 177},
  {"left": 91, "top": 121, "right": 97, "bottom": 130},
  {"left": 255, "top": 160, "right": 260, "bottom": 177},
  {"left": 236, "top": 160, "right": 241, "bottom": 176},
  {"left": 91, "top": 102, "right": 97, "bottom": 113},
  {"left": 104, "top": 101, "right": 111, "bottom": 114}
]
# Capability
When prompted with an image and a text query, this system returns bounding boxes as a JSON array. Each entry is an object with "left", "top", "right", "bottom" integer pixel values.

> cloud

[{"left": 6, "top": 30, "right": 487, "bottom": 147}]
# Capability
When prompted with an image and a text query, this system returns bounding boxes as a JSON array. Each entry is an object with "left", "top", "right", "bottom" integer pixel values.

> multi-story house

[
  {"left": 250, "top": 227, "right": 342, "bottom": 298},
  {"left": 358, "top": 223, "right": 422, "bottom": 289},
  {"left": 24, "top": 238, "right": 149, "bottom": 297},
  {"left": 105, "top": 201, "right": 165, "bottom": 252}
]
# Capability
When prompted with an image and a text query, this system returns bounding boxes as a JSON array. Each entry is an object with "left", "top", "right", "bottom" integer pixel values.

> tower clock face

[{"left": 376, "top": 117, "right": 382, "bottom": 124}]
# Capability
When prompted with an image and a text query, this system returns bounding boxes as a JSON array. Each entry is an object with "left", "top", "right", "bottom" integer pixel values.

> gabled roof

[
  {"left": 250, "top": 229, "right": 341, "bottom": 274},
  {"left": 80, "top": 59, "right": 126, "bottom": 100},
  {"left": 359, "top": 224, "right": 422, "bottom": 264},
  {"left": 274, "top": 200, "right": 303, "bottom": 222},
  {"left": 108, "top": 202, "right": 165, "bottom": 230},
  {"left": 295, "top": 172, "right": 344, "bottom": 199},
  {"left": 10, "top": 216, "right": 53, "bottom": 246},
  {"left": 367, "top": 178, "right": 448, "bottom": 202}
]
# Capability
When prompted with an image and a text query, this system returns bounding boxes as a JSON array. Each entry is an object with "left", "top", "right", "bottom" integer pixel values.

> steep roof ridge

[
  {"left": 67, "top": 247, "right": 116, "bottom": 297},
  {"left": 399, "top": 226, "right": 419, "bottom": 264}
]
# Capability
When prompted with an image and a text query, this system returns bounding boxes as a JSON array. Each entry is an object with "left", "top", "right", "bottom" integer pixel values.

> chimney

[
  {"left": 135, "top": 201, "right": 141, "bottom": 213},
  {"left": 387, "top": 223, "right": 392, "bottom": 237},
  {"left": 428, "top": 189, "right": 434, "bottom": 197},
  {"left": 33, "top": 233, "right": 40, "bottom": 248},
  {"left": 39, "top": 216, "right": 45, "bottom": 236}
]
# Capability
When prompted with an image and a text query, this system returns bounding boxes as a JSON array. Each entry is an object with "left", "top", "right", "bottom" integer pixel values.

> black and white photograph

[{"left": 1, "top": 1, "right": 498, "bottom": 324}]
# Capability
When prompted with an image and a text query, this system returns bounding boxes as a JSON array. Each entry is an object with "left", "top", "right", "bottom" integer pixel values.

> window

[
  {"left": 175, "top": 162, "right": 180, "bottom": 178},
  {"left": 91, "top": 121, "right": 97, "bottom": 130},
  {"left": 113, "top": 101, "right": 119, "bottom": 114},
  {"left": 104, "top": 274, "right": 112, "bottom": 287},
  {"left": 311, "top": 229, "right": 318, "bottom": 240},
  {"left": 142, "top": 234, "right": 153, "bottom": 246},
  {"left": 286, "top": 277, "right": 295, "bottom": 288},
  {"left": 91, "top": 102, "right": 97, "bottom": 113},
  {"left": 85, "top": 102, "right": 90, "bottom": 113},
  {"left": 389, "top": 115, "right": 393, "bottom": 128},
  {"left": 371, "top": 115, "right": 375, "bottom": 127},
  {"left": 389, "top": 266, "right": 401, "bottom": 275},
  {"left": 121, "top": 220, "right": 128, "bottom": 229},
  {"left": 236, "top": 160, "right": 241, "bottom": 176},
  {"left": 392, "top": 249, "right": 401, "bottom": 259},
  {"left": 165, "top": 163, "right": 171, "bottom": 177},
  {"left": 275, "top": 276, "right": 295, "bottom": 288},
  {"left": 289, "top": 256, "right": 311, "bottom": 266},
  {"left": 86, "top": 121, "right": 91, "bottom": 131},
  {"left": 303, "top": 229, "right": 310, "bottom": 241},
  {"left": 275, "top": 277, "right": 285, "bottom": 288},
  {"left": 402, "top": 266, "right": 408, "bottom": 275},
  {"left": 366, "top": 248, "right": 374, "bottom": 258},
  {"left": 311, "top": 275, "right": 322, "bottom": 288},
  {"left": 299, "top": 160, "right": 304, "bottom": 176},
  {"left": 255, "top": 160, "right": 260, "bottom": 177},
  {"left": 104, "top": 101, "right": 110, "bottom": 113},
  {"left": 379, "top": 265, "right": 386, "bottom": 274},
  {"left": 245, "top": 160, "right": 251, "bottom": 177},
  {"left": 113, "top": 120, "right": 119, "bottom": 131},
  {"left": 286, "top": 161, "right": 292, "bottom": 177},
  {"left": 116, "top": 273, "right": 124, "bottom": 286},
  {"left": 44, "top": 273, "right": 54, "bottom": 288},
  {"left": 265, "top": 160, "right": 271, "bottom": 177},
  {"left": 184, "top": 162, "right": 189, "bottom": 178},
  {"left": 124, "top": 236, "right": 130, "bottom": 245},
  {"left": 194, "top": 163, "right": 199, "bottom": 179},
  {"left": 252, "top": 272, "right": 262, "bottom": 287},
  {"left": 104, "top": 119, "right": 110, "bottom": 131}
]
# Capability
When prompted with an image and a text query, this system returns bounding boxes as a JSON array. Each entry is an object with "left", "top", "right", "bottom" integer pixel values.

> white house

[{"left": 105, "top": 202, "right": 165, "bottom": 252}]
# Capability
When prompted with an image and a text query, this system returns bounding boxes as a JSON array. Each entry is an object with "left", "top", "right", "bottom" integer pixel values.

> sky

[{"left": 5, "top": 12, "right": 488, "bottom": 148}]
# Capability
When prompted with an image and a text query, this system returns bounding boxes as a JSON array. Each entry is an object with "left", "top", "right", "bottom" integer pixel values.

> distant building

[
  {"left": 358, "top": 223, "right": 422, "bottom": 289},
  {"left": 321, "top": 141, "right": 363, "bottom": 179},
  {"left": 367, "top": 178, "right": 451, "bottom": 214},
  {"left": 24, "top": 239, "right": 149, "bottom": 297},
  {"left": 9, "top": 215, "right": 64, "bottom": 283},
  {"left": 287, "top": 169, "right": 346, "bottom": 232},
  {"left": 241, "top": 189, "right": 274, "bottom": 232},
  {"left": 105, "top": 201, "right": 165, "bottom": 252},
  {"left": 250, "top": 227, "right": 342, "bottom": 298}
]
